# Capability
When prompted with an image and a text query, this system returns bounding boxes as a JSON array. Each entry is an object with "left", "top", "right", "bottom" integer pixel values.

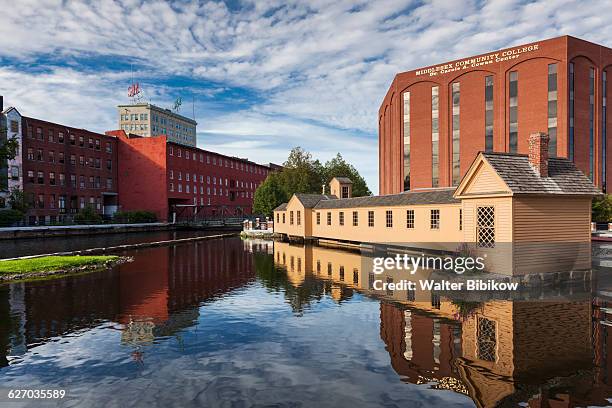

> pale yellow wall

[
  {"left": 461, "top": 196, "right": 513, "bottom": 275},
  {"left": 330, "top": 178, "right": 352, "bottom": 198},
  {"left": 512, "top": 196, "right": 592, "bottom": 274},
  {"left": 312, "top": 204, "right": 463, "bottom": 251},
  {"left": 273, "top": 196, "right": 312, "bottom": 238},
  {"left": 461, "top": 160, "right": 510, "bottom": 195}
]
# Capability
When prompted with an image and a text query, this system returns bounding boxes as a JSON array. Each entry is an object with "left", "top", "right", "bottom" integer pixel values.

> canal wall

[
  {"left": 0, "top": 223, "right": 179, "bottom": 240},
  {"left": 2, "top": 232, "right": 239, "bottom": 260}
]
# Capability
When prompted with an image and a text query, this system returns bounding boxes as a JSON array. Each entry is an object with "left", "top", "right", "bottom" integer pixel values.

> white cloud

[{"left": 1, "top": 0, "right": 612, "bottom": 193}]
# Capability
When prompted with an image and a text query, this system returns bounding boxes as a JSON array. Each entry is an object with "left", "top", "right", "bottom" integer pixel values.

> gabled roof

[
  {"left": 314, "top": 188, "right": 458, "bottom": 209},
  {"left": 481, "top": 152, "right": 601, "bottom": 195},
  {"left": 2, "top": 106, "right": 21, "bottom": 116},
  {"left": 295, "top": 193, "right": 337, "bottom": 208},
  {"left": 273, "top": 202, "right": 287, "bottom": 211},
  {"left": 332, "top": 177, "right": 353, "bottom": 184}
]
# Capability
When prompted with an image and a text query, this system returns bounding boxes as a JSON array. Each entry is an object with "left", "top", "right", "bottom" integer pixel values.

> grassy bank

[{"left": 0, "top": 255, "right": 119, "bottom": 274}]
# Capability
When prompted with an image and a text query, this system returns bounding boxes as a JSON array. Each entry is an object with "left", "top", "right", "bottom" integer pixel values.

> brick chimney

[{"left": 528, "top": 132, "right": 549, "bottom": 177}]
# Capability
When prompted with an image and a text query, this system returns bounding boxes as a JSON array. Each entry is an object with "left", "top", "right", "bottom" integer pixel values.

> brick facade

[
  {"left": 109, "top": 130, "right": 270, "bottom": 222},
  {"left": 22, "top": 117, "right": 118, "bottom": 225},
  {"left": 379, "top": 35, "right": 612, "bottom": 194}
]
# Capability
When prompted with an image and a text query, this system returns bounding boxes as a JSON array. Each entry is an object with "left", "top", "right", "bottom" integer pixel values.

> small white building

[{"left": 1, "top": 104, "right": 23, "bottom": 208}]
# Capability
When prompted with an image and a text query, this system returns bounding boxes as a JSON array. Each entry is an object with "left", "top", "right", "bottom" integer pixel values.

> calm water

[
  {"left": 0, "top": 229, "right": 221, "bottom": 259},
  {"left": 1, "top": 237, "right": 612, "bottom": 407}
]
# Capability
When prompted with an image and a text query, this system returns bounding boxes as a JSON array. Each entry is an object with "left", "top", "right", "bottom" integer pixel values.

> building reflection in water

[
  {"left": 273, "top": 241, "right": 612, "bottom": 408},
  {"left": 0, "top": 238, "right": 271, "bottom": 365}
]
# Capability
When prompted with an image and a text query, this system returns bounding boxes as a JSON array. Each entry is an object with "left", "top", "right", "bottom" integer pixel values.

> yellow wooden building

[{"left": 274, "top": 133, "right": 601, "bottom": 275}]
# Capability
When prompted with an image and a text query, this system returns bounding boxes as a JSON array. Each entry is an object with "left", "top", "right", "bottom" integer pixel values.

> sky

[{"left": 1, "top": 0, "right": 611, "bottom": 193}]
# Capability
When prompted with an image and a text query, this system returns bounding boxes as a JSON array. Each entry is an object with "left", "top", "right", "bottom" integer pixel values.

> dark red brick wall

[
  {"left": 22, "top": 117, "right": 118, "bottom": 223},
  {"left": 379, "top": 35, "right": 612, "bottom": 194}
]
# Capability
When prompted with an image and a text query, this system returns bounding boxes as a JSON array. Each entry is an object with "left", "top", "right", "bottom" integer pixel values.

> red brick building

[
  {"left": 22, "top": 117, "right": 118, "bottom": 225},
  {"left": 107, "top": 130, "right": 270, "bottom": 221},
  {"left": 379, "top": 35, "right": 612, "bottom": 194}
]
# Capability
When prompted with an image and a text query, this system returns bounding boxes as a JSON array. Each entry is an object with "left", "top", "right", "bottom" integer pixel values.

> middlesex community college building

[{"left": 379, "top": 35, "right": 612, "bottom": 194}]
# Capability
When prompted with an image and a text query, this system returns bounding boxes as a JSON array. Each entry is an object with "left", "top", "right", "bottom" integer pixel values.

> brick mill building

[
  {"left": 379, "top": 35, "right": 612, "bottom": 194},
  {"left": 19, "top": 116, "right": 119, "bottom": 225},
  {"left": 107, "top": 130, "right": 270, "bottom": 222}
]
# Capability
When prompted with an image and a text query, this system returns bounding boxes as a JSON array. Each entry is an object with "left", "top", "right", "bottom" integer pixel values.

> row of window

[
  {"left": 279, "top": 208, "right": 449, "bottom": 230},
  {"left": 26, "top": 149, "right": 112, "bottom": 170},
  {"left": 31, "top": 194, "right": 102, "bottom": 212},
  {"left": 276, "top": 252, "right": 361, "bottom": 285},
  {"left": 169, "top": 183, "right": 253, "bottom": 198},
  {"left": 168, "top": 146, "right": 268, "bottom": 175},
  {"left": 26, "top": 171, "right": 113, "bottom": 189},
  {"left": 169, "top": 171, "right": 259, "bottom": 189},
  {"left": 26, "top": 126, "right": 112, "bottom": 153},
  {"left": 120, "top": 113, "right": 148, "bottom": 121}
]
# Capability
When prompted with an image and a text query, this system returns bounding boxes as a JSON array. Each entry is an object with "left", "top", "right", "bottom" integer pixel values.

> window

[
  {"left": 485, "top": 76, "right": 494, "bottom": 151},
  {"left": 569, "top": 63, "right": 575, "bottom": 161},
  {"left": 27, "top": 170, "right": 34, "bottom": 183},
  {"left": 459, "top": 209, "right": 463, "bottom": 231},
  {"left": 477, "top": 317, "right": 497, "bottom": 362},
  {"left": 36, "top": 127, "right": 43, "bottom": 140},
  {"left": 48, "top": 129, "right": 54, "bottom": 142},
  {"left": 368, "top": 211, "right": 374, "bottom": 227},
  {"left": 430, "top": 209, "right": 440, "bottom": 230},
  {"left": 297, "top": 210, "right": 301, "bottom": 226},
  {"left": 106, "top": 159, "right": 112, "bottom": 170},
  {"left": 605, "top": 70, "right": 608, "bottom": 192},
  {"left": 37, "top": 194, "right": 44, "bottom": 208},
  {"left": 385, "top": 210, "right": 393, "bottom": 228},
  {"left": 37, "top": 171, "right": 44, "bottom": 184},
  {"left": 106, "top": 178, "right": 113, "bottom": 189},
  {"left": 70, "top": 155, "right": 76, "bottom": 165},
  {"left": 341, "top": 186, "right": 349, "bottom": 198},
  {"left": 27, "top": 148, "right": 34, "bottom": 160},
  {"left": 106, "top": 142, "right": 112, "bottom": 153},
  {"left": 70, "top": 134, "right": 75, "bottom": 145},
  {"left": 58, "top": 132, "right": 64, "bottom": 143},
  {"left": 352, "top": 211, "right": 358, "bottom": 226},
  {"left": 290, "top": 211, "right": 294, "bottom": 225},
  {"left": 95, "top": 139, "right": 100, "bottom": 150},
  {"left": 49, "top": 172, "right": 56, "bottom": 185},
  {"left": 59, "top": 152, "right": 64, "bottom": 164},
  {"left": 316, "top": 212, "right": 321, "bottom": 225},
  {"left": 79, "top": 155, "right": 84, "bottom": 166},
  {"left": 36, "top": 148, "right": 43, "bottom": 161},
  {"left": 403, "top": 92, "right": 410, "bottom": 190},
  {"left": 27, "top": 125, "right": 33, "bottom": 138},
  {"left": 70, "top": 174, "right": 76, "bottom": 188},
  {"left": 59, "top": 173, "right": 65, "bottom": 186},
  {"left": 589, "top": 67, "right": 595, "bottom": 180},
  {"left": 276, "top": 213, "right": 279, "bottom": 223},
  {"left": 406, "top": 209, "right": 414, "bottom": 229},
  {"left": 10, "top": 166, "right": 19, "bottom": 179},
  {"left": 509, "top": 71, "right": 518, "bottom": 153},
  {"left": 431, "top": 86, "right": 439, "bottom": 186},
  {"left": 339, "top": 266, "right": 344, "bottom": 281},
  {"left": 79, "top": 135, "right": 84, "bottom": 147},
  {"left": 452, "top": 82, "right": 460, "bottom": 185},
  {"left": 88, "top": 138, "right": 94, "bottom": 149},
  {"left": 327, "top": 212, "right": 331, "bottom": 226},
  {"left": 170, "top": 183, "right": 174, "bottom": 192},
  {"left": 339, "top": 211, "right": 344, "bottom": 226},
  {"left": 80, "top": 175, "right": 85, "bottom": 189},
  {"left": 327, "top": 262, "right": 332, "bottom": 276},
  {"left": 282, "top": 213, "right": 285, "bottom": 223},
  {"left": 353, "top": 269, "right": 359, "bottom": 284},
  {"left": 10, "top": 120, "right": 18, "bottom": 133},
  {"left": 547, "top": 64, "right": 558, "bottom": 157},
  {"left": 477, "top": 206, "right": 495, "bottom": 248}
]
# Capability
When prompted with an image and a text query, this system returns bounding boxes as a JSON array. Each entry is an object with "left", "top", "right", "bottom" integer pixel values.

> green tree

[
  {"left": 8, "top": 187, "right": 31, "bottom": 214},
  {"left": 280, "top": 147, "right": 324, "bottom": 196},
  {"left": 323, "top": 153, "right": 371, "bottom": 197},
  {"left": 253, "top": 172, "right": 289, "bottom": 216},
  {"left": 593, "top": 194, "right": 612, "bottom": 222}
]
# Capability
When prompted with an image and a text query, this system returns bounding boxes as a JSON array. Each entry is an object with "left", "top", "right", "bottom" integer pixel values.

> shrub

[
  {"left": 113, "top": 210, "right": 157, "bottom": 224},
  {"left": 0, "top": 209, "right": 24, "bottom": 227},
  {"left": 74, "top": 205, "right": 103, "bottom": 225},
  {"left": 593, "top": 194, "right": 612, "bottom": 223}
]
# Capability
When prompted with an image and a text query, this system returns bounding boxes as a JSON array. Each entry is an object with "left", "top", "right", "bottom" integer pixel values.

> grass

[{"left": 0, "top": 255, "right": 119, "bottom": 274}]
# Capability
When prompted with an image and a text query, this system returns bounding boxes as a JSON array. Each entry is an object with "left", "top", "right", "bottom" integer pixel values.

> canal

[{"left": 1, "top": 236, "right": 612, "bottom": 407}]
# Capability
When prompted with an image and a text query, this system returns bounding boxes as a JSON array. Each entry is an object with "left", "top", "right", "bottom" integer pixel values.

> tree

[
  {"left": 593, "top": 194, "right": 612, "bottom": 222},
  {"left": 74, "top": 205, "right": 103, "bottom": 224},
  {"left": 280, "top": 147, "right": 323, "bottom": 196},
  {"left": 323, "top": 153, "right": 371, "bottom": 197},
  {"left": 253, "top": 172, "right": 289, "bottom": 216},
  {"left": 8, "top": 187, "right": 31, "bottom": 214}
]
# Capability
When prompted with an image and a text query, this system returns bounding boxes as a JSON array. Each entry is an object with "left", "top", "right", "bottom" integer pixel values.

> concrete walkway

[{"left": 0, "top": 222, "right": 169, "bottom": 232}]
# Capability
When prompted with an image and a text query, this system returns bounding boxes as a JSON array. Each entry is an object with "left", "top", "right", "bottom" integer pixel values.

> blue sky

[{"left": 1, "top": 0, "right": 611, "bottom": 193}]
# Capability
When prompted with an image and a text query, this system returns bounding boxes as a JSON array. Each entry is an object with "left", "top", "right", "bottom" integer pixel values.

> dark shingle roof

[
  {"left": 273, "top": 203, "right": 287, "bottom": 211},
  {"left": 314, "top": 188, "right": 459, "bottom": 209},
  {"left": 295, "top": 194, "right": 337, "bottom": 208},
  {"left": 332, "top": 177, "right": 353, "bottom": 184},
  {"left": 481, "top": 152, "right": 601, "bottom": 195}
]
